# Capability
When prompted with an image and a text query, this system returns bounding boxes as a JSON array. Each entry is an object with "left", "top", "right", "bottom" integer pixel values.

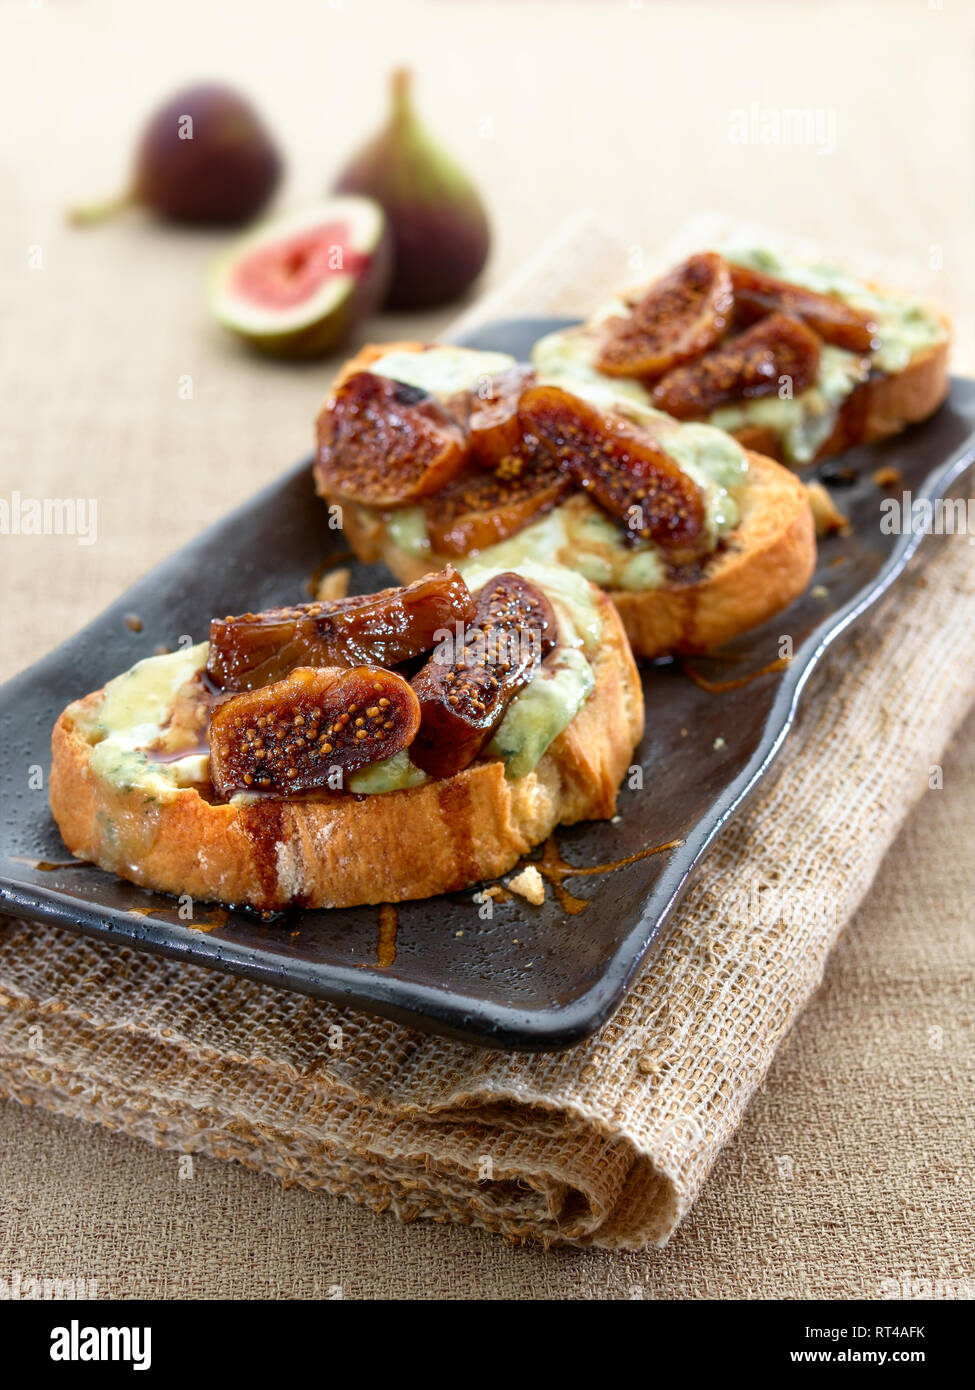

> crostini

[
  {"left": 50, "top": 564, "right": 644, "bottom": 910},
  {"left": 314, "top": 341, "right": 816, "bottom": 659},
  {"left": 534, "top": 247, "right": 949, "bottom": 466}
]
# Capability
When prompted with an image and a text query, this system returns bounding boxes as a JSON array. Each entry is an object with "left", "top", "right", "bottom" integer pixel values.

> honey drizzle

[
  {"left": 357, "top": 903, "right": 399, "bottom": 969},
  {"left": 377, "top": 903, "right": 399, "bottom": 967},
  {"left": 9, "top": 856, "right": 93, "bottom": 871},
  {"left": 532, "top": 834, "right": 685, "bottom": 916},
  {"left": 128, "top": 904, "right": 229, "bottom": 933},
  {"left": 680, "top": 655, "right": 790, "bottom": 693}
]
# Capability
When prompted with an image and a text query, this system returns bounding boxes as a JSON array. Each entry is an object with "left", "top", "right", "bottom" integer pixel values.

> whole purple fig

[
  {"left": 334, "top": 69, "right": 491, "bottom": 310},
  {"left": 71, "top": 83, "right": 282, "bottom": 228}
]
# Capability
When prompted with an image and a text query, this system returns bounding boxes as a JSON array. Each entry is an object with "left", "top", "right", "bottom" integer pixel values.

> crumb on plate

[
  {"left": 316, "top": 567, "right": 351, "bottom": 603},
  {"left": 506, "top": 865, "right": 546, "bottom": 906},
  {"left": 805, "top": 481, "right": 851, "bottom": 537}
]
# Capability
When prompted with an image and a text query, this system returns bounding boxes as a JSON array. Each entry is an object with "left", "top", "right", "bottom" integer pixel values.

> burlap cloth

[{"left": 1, "top": 219, "right": 973, "bottom": 1252}]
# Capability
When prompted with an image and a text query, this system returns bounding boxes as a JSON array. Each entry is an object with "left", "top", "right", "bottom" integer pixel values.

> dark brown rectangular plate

[{"left": 1, "top": 317, "right": 973, "bottom": 1051}]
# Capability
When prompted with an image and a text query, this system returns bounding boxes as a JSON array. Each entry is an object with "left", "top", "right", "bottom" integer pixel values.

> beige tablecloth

[
  {"left": 2, "top": 214, "right": 974, "bottom": 1264},
  {"left": 1, "top": 0, "right": 973, "bottom": 1298}
]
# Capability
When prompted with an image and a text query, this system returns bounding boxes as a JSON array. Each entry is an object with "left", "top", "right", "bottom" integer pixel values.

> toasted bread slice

[
  {"left": 334, "top": 454, "right": 815, "bottom": 659},
  {"left": 50, "top": 586, "right": 643, "bottom": 911},
  {"left": 608, "top": 452, "right": 815, "bottom": 655},
  {"left": 549, "top": 258, "right": 950, "bottom": 467},
  {"left": 316, "top": 341, "right": 816, "bottom": 659},
  {"left": 731, "top": 329, "right": 950, "bottom": 464}
]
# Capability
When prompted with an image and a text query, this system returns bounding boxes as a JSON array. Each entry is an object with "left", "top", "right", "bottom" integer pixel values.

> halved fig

[
  {"left": 729, "top": 264, "right": 877, "bottom": 352},
  {"left": 209, "top": 666, "right": 420, "bottom": 798},
  {"left": 651, "top": 312, "right": 822, "bottom": 420},
  {"left": 207, "top": 567, "right": 475, "bottom": 691},
  {"left": 316, "top": 371, "right": 468, "bottom": 506},
  {"left": 209, "top": 199, "right": 392, "bottom": 359},
  {"left": 423, "top": 453, "right": 572, "bottom": 555},
  {"left": 409, "top": 573, "right": 557, "bottom": 779},
  {"left": 596, "top": 252, "right": 734, "bottom": 380},
  {"left": 468, "top": 364, "right": 536, "bottom": 466},
  {"left": 518, "top": 384, "right": 707, "bottom": 555}
]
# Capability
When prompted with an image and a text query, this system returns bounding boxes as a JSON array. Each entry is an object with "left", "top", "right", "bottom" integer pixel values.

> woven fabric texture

[{"left": 1, "top": 218, "right": 973, "bottom": 1250}]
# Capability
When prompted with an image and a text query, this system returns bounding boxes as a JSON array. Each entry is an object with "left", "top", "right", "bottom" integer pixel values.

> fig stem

[
  {"left": 67, "top": 187, "right": 139, "bottom": 228},
  {"left": 390, "top": 67, "right": 412, "bottom": 117}
]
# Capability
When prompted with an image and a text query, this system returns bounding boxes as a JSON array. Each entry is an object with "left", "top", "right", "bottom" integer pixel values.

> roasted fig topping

[
  {"left": 409, "top": 573, "right": 557, "bottom": 779},
  {"left": 596, "top": 252, "right": 734, "bottom": 380},
  {"left": 423, "top": 453, "right": 572, "bottom": 555},
  {"left": 468, "top": 364, "right": 536, "bottom": 466},
  {"left": 207, "top": 567, "right": 476, "bottom": 691},
  {"left": 209, "top": 665, "right": 420, "bottom": 798},
  {"left": 518, "top": 384, "right": 707, "bottom": 555},
  {"left": 651, "top": 312, "right": 822, "bottom": 420},
  {"left": 729, "top": 263, "right": 877, "bottom": 352},
  {"left": 315, "top": 370, "right": 467, "bottom": 506}
]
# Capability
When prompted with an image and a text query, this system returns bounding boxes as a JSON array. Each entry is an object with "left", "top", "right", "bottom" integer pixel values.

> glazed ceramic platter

[{"left": 1, "top": 317, "right": 973, "bottom": 1050}]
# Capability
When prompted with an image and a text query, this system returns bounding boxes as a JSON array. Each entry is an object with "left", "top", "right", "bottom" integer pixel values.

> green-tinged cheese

[
  {"left": 92, "top": 642, "right": 207, "bottom": 738},
  {"left": 711, "top": 344, "right": 871, "bottom": 465},
  {"left": 531, "top": 341, "right": 748, "bottom": 544},
  {"left": 367, "top": 339, "right": 747, "bottom": 584},
  {"left": 369, "top": 345, "right": 516, "bottom": 397},
  {"left": 459, "top": 557, "right": 604, "bottom": 650},
  {"left": 618, "top": 549, "right": 667, "bottom": 591},
  {"left": 386, "top": 506, "right": 430, "bottom": 558},
  {"left": 715, "top": 248, "right": 948, "bottom": 459},
  {"left": 346, "top": 562, "right": 605, "bottom": 789},
  {"left": 488, "top": 647, "right": 594, "bottom": 780},
  {"left": 83, "top": 564, "right": 602, "bottom": 798},
  {"left": 532, "top": 327, "right": 655, "bottom": 409},
  {"left": 454, "top": 503, "right": 665, "bottom": 593},
  {"left": 86, "top": 642, "right": 210, "bottom": 799},
  {"left": 537, "top": 248, "right": 946, "bottom": 466},
  {"left": 347, "top": 749, "right": 428, "bottom": 795},
  {"left": 725, "top": 246, "right": 946, "bottom": 375}
]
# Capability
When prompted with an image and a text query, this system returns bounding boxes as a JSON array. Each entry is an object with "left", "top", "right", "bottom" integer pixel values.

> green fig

[
  {"left": 70, "top": 83, "right": 282, "bottom": 228},
  {"left": 208, "top": 199, "right": 392, "bottom": 359},
  {"left": 334, "top": 69, "right": 490, "bottom": 310}
]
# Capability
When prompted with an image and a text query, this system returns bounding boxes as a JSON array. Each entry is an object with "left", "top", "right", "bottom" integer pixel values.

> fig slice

[
  {"left": 728, "top": 263, "right": 877, "bottom": 352},
  {"left": 209, "top": 665, "right": 420, "bottom": 798},
  {"left": 208, "top": 199, "right": 392, "bottom": 360},
  {"left": 423, "top": 454, "right": 572, "bottom": 556},
  {"left": 468, "top": 364, "right": 537, "bottom": 466},
  {"left": 206, "top": 566, "right": 476, "bottom": 692},
  {"left": 518, "top": 384, "right": 707, "bottom": 556},
  {"left": 409, "top": 573, "right": 558, "bottom": 779},
  {"left": 651, "top": 312, "right": 822, "bottom": 420},
  {"left": 315, "top": 370, "right": 468, "bottom": 506},
  {"left": 596, "top": 252, "right": 734, "bottom": 380}
]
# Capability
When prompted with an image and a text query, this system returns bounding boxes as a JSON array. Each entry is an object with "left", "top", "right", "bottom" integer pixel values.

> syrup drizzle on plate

[{"left": 532, "top": 834, "right": 685, "bottom": 915}]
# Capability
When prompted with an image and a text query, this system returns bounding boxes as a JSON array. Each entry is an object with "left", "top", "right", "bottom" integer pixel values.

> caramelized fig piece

[
  {"left": 596, "top": 252, "right": 734, "bottom": 380},
  {"left": 207, "top": 566, "right": 476, "bottom": 691},
  {"left": 315, "top": 370, "right": 467, "bottom": 506},
  {"left": 423, "top": 454, "right": 572, "bottom": 555},
  {"left": 410, "top": 573, "right": 557, "bottom": 779},
  {"left": 651, "top": 312, "right": 822, "bottom": 420},
  {"left": 468, "top": 364, "right": 536, "bottom": 466},
  {"left": 209, "top": 665, "right": 420, "bottom": 798},
  {"left": 518, "top": 384, "right": 706, "bottom": 555},
  {"left": 729, "top": 263, "right": 877, "bottom": 352}
]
